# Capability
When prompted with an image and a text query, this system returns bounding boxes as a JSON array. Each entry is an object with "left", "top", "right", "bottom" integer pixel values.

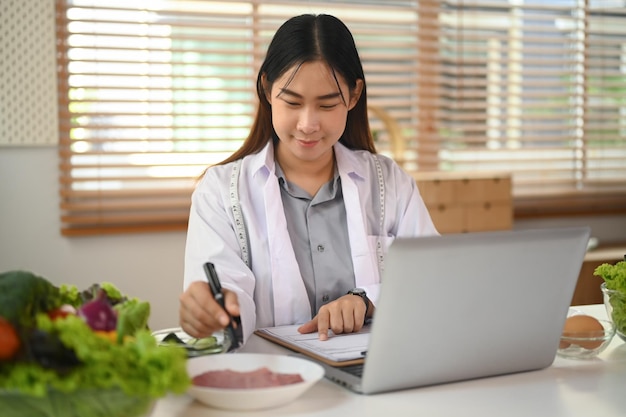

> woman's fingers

[
  {"left": 298, "top": 295, "right": 366, "bottom": 340},
  {"left": 179, "top": 281, "right": 239, "bottom": 337}
]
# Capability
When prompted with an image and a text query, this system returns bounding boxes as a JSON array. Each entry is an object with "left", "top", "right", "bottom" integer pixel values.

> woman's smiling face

[{"left": 267, "top": 60, "right": 362, "bottom": 166}]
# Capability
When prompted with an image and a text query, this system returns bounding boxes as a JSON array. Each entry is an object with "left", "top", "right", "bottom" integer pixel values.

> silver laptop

[{"left": 321, "top": 227, "right": 591, "bottom": 394}]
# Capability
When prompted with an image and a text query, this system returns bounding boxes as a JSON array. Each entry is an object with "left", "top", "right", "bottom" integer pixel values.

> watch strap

[{"left": 347, "top": 288, "right": 370, "bottom": 319}]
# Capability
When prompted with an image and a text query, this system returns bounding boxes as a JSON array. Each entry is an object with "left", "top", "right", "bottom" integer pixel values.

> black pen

[{"left": 203, "top": 262, "right": 243, "bottom": 352}]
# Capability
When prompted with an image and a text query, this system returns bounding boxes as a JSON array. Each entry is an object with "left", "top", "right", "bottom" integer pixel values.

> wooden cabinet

[
  {"left": 412, "top": 171, "right": 513, "bottom": 234},
  {"left": 571, "top": 246, "right": 625, "bottom": 306}
]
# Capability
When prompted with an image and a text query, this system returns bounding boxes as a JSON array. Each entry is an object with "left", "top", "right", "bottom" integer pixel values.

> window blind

[
  {"left": 429, "top": 0, "right": 626, "bottom": 217},
  {"left": 56, "top": 0, "right": 626, "bottom": 236}
]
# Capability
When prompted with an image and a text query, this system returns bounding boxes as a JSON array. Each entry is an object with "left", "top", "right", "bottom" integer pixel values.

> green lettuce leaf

[
  {"left": 594, "top": 260, "right": 626, "bottom": 292},
  {"left": 100, "top": 282, "right": 124, "bottom": 303},
  {"left": 114, "top": 299, "right": 151, "bottom": 343}
]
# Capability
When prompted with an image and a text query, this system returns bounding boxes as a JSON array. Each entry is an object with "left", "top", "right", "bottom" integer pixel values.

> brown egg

[{"left": 561, "top": 315, "right": 605, "bottom": 349}]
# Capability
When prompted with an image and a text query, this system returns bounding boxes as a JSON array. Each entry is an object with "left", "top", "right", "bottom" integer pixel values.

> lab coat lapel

[
  {"left": 335, "top": 144, "right": 379, "bottom": 288},
  {"left": 262, "top": 154, "right": 311, "bottom": 325}
]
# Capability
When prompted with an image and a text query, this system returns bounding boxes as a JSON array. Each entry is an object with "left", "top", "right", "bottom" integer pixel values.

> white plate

[{"left": 186, "top": 353, "right": 325, "bottom": 411}]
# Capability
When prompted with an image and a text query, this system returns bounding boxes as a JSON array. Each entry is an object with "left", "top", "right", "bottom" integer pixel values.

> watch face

[{"left": 349, "top": 288, "right": 366, "bottom": 296}]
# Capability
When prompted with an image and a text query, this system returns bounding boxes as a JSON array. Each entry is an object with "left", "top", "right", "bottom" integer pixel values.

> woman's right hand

[{"left": 179, "top": 280, "right": 240, "bottom": 338}]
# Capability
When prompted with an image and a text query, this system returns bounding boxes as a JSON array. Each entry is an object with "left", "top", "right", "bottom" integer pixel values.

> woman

[{"left": 179, "top": 14, "right": 438, "bottom": 343}]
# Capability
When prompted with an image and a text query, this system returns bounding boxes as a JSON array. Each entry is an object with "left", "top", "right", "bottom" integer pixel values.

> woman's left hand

[{"left": 297, "top": 294, "right": 371, "bottom": 341}]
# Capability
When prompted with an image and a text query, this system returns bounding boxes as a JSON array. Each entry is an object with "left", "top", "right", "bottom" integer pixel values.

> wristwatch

[{"left": 347, "top": 288, "right": 370, "bottom": 318}]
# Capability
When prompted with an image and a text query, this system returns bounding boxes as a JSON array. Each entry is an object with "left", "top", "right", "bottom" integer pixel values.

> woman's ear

[
  {"left": 348, "top": 79, "right": 364, "bottom": 110},
  {"left": 261, "top": 73, "right": 272, "bottom": 104}
]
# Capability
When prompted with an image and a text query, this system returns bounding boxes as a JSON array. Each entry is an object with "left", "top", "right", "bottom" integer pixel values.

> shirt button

[
  {"left": 317, "top": 244, "right": 325, "bottom": 252},
  {"left": 322, "top": 294, "right": 330, "bottom": 302}
]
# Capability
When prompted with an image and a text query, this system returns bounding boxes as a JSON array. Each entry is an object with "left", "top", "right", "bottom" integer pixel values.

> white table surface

[{"left": 150, "top": 304, "right": 626, "bottom": 417}]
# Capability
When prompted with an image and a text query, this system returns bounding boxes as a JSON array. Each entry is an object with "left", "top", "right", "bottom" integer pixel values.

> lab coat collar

[
  {"left": 334, "top": 141, "right": 368, "bottom": 182},
  {"left": 247, "top": 139, "right": 276, "bottom": 180}
]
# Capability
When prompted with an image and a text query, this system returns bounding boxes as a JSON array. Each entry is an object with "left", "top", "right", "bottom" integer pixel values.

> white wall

[
  {"left": 0, "top": 147, "right": 187, "bottom": 330},
  {"left": 515, "top": 216, "right": 626, "bottom": 245}
]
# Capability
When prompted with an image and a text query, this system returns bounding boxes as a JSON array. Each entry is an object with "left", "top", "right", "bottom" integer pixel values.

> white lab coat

[{"left": 184, "top": 140, "right": 438, "bottom": 341}]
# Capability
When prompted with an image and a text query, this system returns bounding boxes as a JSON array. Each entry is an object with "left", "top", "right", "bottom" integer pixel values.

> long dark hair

[{"left": 219, "top": 14, "right": 375, "bottom": 165}]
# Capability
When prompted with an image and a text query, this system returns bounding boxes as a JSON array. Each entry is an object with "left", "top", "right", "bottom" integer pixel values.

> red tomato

[
  {"left": 0, "top": 317, "right": 20, "bottom": 360},
  {"left": 47, "top": 307, "right": 72, "bottom": 320}
]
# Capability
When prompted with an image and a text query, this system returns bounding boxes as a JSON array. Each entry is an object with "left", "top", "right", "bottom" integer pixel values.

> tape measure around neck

[
  {"left": 374, "top": 155, "right": 385, "bottom": 274},
  {"left": 229, "top": 159, "right": 250, "bottom": 268}
]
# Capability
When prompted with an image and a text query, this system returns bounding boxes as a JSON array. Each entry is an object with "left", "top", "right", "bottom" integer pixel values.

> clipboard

[{"left": 254, "top": 324, "right": 369, "bottom": 367}]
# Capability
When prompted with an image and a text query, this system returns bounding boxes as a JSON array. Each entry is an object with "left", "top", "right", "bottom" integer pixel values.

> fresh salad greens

[
  {"left": 594, "top": 260, "right": 626, "bottom": 337},
  {"left": 595, "top": 260, "right": 626, "bottom": 292},
  {"left": 0, "top": 270, "right": 190, "bottom": 417}
]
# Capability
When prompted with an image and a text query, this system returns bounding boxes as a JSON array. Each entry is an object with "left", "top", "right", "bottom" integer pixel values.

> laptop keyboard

[{"left": 341, "top": 363, "right": 364, "bottom": 378}]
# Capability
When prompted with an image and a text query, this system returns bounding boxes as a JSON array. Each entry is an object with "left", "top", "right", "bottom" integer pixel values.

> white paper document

[{"left": 255, "top": 324, "right": 371, "bottom": 363}]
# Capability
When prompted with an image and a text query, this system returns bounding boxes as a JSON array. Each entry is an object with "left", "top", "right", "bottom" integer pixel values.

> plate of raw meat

[{"left": 186, "top": 353, "right": 325, "bottom": 411}]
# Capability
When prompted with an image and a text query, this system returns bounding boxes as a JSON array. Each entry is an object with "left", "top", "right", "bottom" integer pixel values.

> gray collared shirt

[{"left": 275, "top": 163, "right": 355, "bottom": 317}]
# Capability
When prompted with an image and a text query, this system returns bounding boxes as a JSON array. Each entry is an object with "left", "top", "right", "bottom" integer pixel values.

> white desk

[{"left": 150, "top": 305, "right": 626, "bottom": 417}]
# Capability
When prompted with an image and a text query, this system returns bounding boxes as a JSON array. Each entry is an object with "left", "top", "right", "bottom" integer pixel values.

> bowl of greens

[
  {"left": 0, "top": 270, "right": 190, "bottom": 417},
  {"left": 595, "top": 258, "right": 626, "bottom": 343}
]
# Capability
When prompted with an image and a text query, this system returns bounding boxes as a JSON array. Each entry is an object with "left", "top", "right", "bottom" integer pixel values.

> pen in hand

[{"left": 203, "top": 262, "right": 243, "bottom": 352}]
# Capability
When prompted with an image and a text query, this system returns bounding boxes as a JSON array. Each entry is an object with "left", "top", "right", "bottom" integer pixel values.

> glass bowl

[
  {"left": 601, "top": 282, "right": 626, "bottom": 342},
  {"left": 557, "top": 317, "right": 615, "bottom": 359},
  {"left": 0, "top": 387, "right": 154, "bottom": 417}
]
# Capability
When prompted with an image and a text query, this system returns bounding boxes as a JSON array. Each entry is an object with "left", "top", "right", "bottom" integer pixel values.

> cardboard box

[{"left": 412, "top": 172, "right": 513, "bottom": 233}]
